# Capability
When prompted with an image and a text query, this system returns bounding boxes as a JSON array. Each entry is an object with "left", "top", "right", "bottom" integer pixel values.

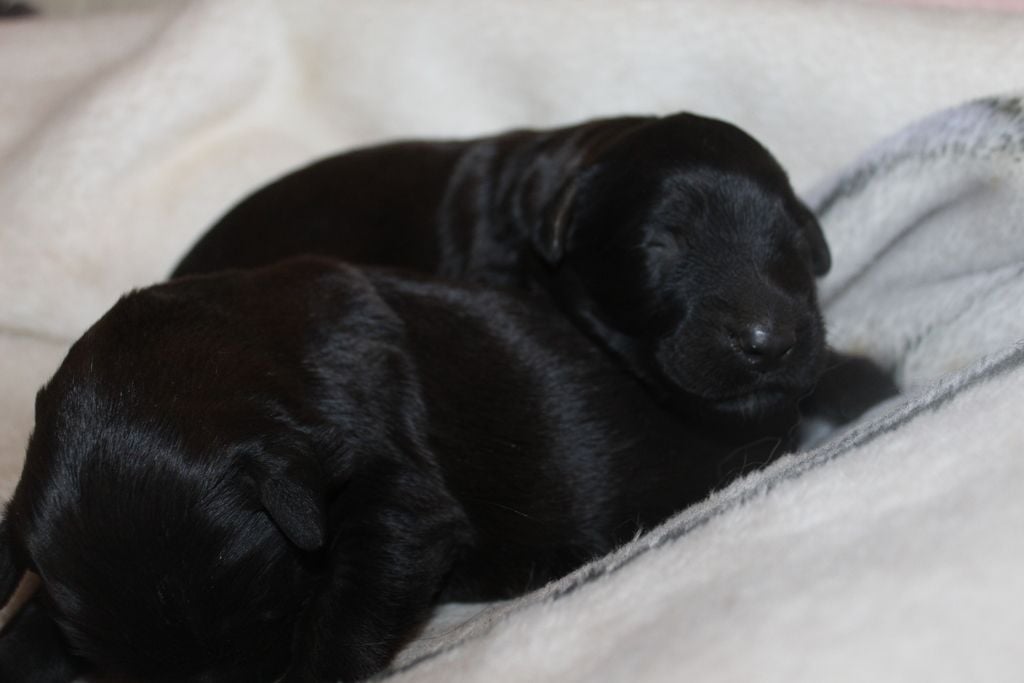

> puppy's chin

[
  {"left": 706, "top": 387, "right": 796, "bottom": 421},
  {"left": 653, "top": 358, "right": 812, "bottom": 423}
]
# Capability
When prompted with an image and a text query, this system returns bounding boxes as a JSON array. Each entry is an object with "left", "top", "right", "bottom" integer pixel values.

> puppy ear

[
  {"left": 247, "top": 451, "right": 327, "bottom": 552},
  {"left": 801, "top": 210, "right": 832, "bottom": 277},
  {"left": 533, "top": 181, "right": 577, "bottom": 265},
  {"left": 519, "top": 118, "right": 648, "bottom": 266}
]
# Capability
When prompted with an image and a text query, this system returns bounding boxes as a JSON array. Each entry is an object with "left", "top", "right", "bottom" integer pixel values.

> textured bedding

[{"left": 1, "top": 1, "right": 1023, "bottom": 680}]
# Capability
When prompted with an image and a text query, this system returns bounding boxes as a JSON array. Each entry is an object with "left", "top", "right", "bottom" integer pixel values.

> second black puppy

[
  {"left": 3, "top": 258, "right": 805, "bottom": 683},
  {"left": 174, "top": 113, "right": 833, "bottom": 421}
]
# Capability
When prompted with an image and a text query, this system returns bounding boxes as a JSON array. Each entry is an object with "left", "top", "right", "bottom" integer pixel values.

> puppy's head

[
  {"left": 530, "top": 114, "right": 829, "bottom": 420},
  {"left": 3, "top": 267, "right": 334, "bottom": 682}
]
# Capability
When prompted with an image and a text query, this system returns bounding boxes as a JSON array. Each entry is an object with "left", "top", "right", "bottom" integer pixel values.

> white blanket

[{"left": 1, "top": 1, "right": 1023, "bottom": 680}]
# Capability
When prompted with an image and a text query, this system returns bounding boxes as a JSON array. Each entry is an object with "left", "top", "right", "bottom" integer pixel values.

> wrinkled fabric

[{"left": 1, "top": 2, "right": 1022, "bottom": 681}]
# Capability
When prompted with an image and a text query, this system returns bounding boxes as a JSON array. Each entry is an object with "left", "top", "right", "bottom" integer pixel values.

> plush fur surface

[
  {"left": 3, "top": 258, "right": 829, "bottom": 681},
  {"left": 173, "top": 113, "right": 835, "bottom": 422},
  {"left": 1, "top": 1, "right": 1023, "bottom": 682}
]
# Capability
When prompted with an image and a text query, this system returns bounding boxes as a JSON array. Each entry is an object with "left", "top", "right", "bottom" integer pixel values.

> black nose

[{"left": 732, "top": 323, "right": 795, "bottom": 367}]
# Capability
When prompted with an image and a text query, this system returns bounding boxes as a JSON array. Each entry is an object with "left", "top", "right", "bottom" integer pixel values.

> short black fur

[
  {"left": 1, "top": 259, "right": 851, "bottom": 682},
  {"left": 173, "top": 113, "right": 841, "bottom": 422},
  {"left": 0, "top": 113, "right": 899, "bottom": 681}
]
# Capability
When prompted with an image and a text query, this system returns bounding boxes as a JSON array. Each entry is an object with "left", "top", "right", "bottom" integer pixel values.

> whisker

[{"left": 469, "top": 498, "right": 540, "bottom": 521}]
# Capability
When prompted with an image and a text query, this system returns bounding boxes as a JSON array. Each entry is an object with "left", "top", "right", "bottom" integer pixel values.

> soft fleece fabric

[{"left": 1, "top": 1, "right": 1022, "bottom": 681}]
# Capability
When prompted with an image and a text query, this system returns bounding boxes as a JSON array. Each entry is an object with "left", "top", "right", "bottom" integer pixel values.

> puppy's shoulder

[{"left": 364, "top": 268, "right": 619, "bottom": 384}]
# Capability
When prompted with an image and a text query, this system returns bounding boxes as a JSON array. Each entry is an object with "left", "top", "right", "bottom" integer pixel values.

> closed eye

[{"left": 641, "top": 233, "right": 683, "bottom": 255}]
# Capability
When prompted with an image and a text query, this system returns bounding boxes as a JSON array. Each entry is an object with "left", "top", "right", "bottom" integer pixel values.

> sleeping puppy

[
  {"left": 2, "top": 258, "right": 804, "bottom": 682},
  {"left": 173, "top": 113, "right": 844, "bottom": 422}
]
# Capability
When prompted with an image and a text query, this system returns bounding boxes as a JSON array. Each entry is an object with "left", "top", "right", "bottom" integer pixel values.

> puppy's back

[{"left": 358, "top": 271, "right": 725, "bottom": 598}]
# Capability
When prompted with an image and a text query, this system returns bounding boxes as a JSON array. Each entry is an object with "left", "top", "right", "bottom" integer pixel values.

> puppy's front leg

[
  {"left": 804, "top": 349, "right": 900, "bottom": 425},
  {"left": 793, "top": 349, "right": 900, "bottom": 450},
  {"left": 283, "top": 464, "right": 466, "bottom": 683}
]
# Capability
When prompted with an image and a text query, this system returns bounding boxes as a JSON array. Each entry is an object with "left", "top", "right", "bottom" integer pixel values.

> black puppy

[
  {"left": 3, "top": 259, "right": 806, "bottom": 682},
  {"left": 174, "top": 113, "right": 839, "bottom": 422}
]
